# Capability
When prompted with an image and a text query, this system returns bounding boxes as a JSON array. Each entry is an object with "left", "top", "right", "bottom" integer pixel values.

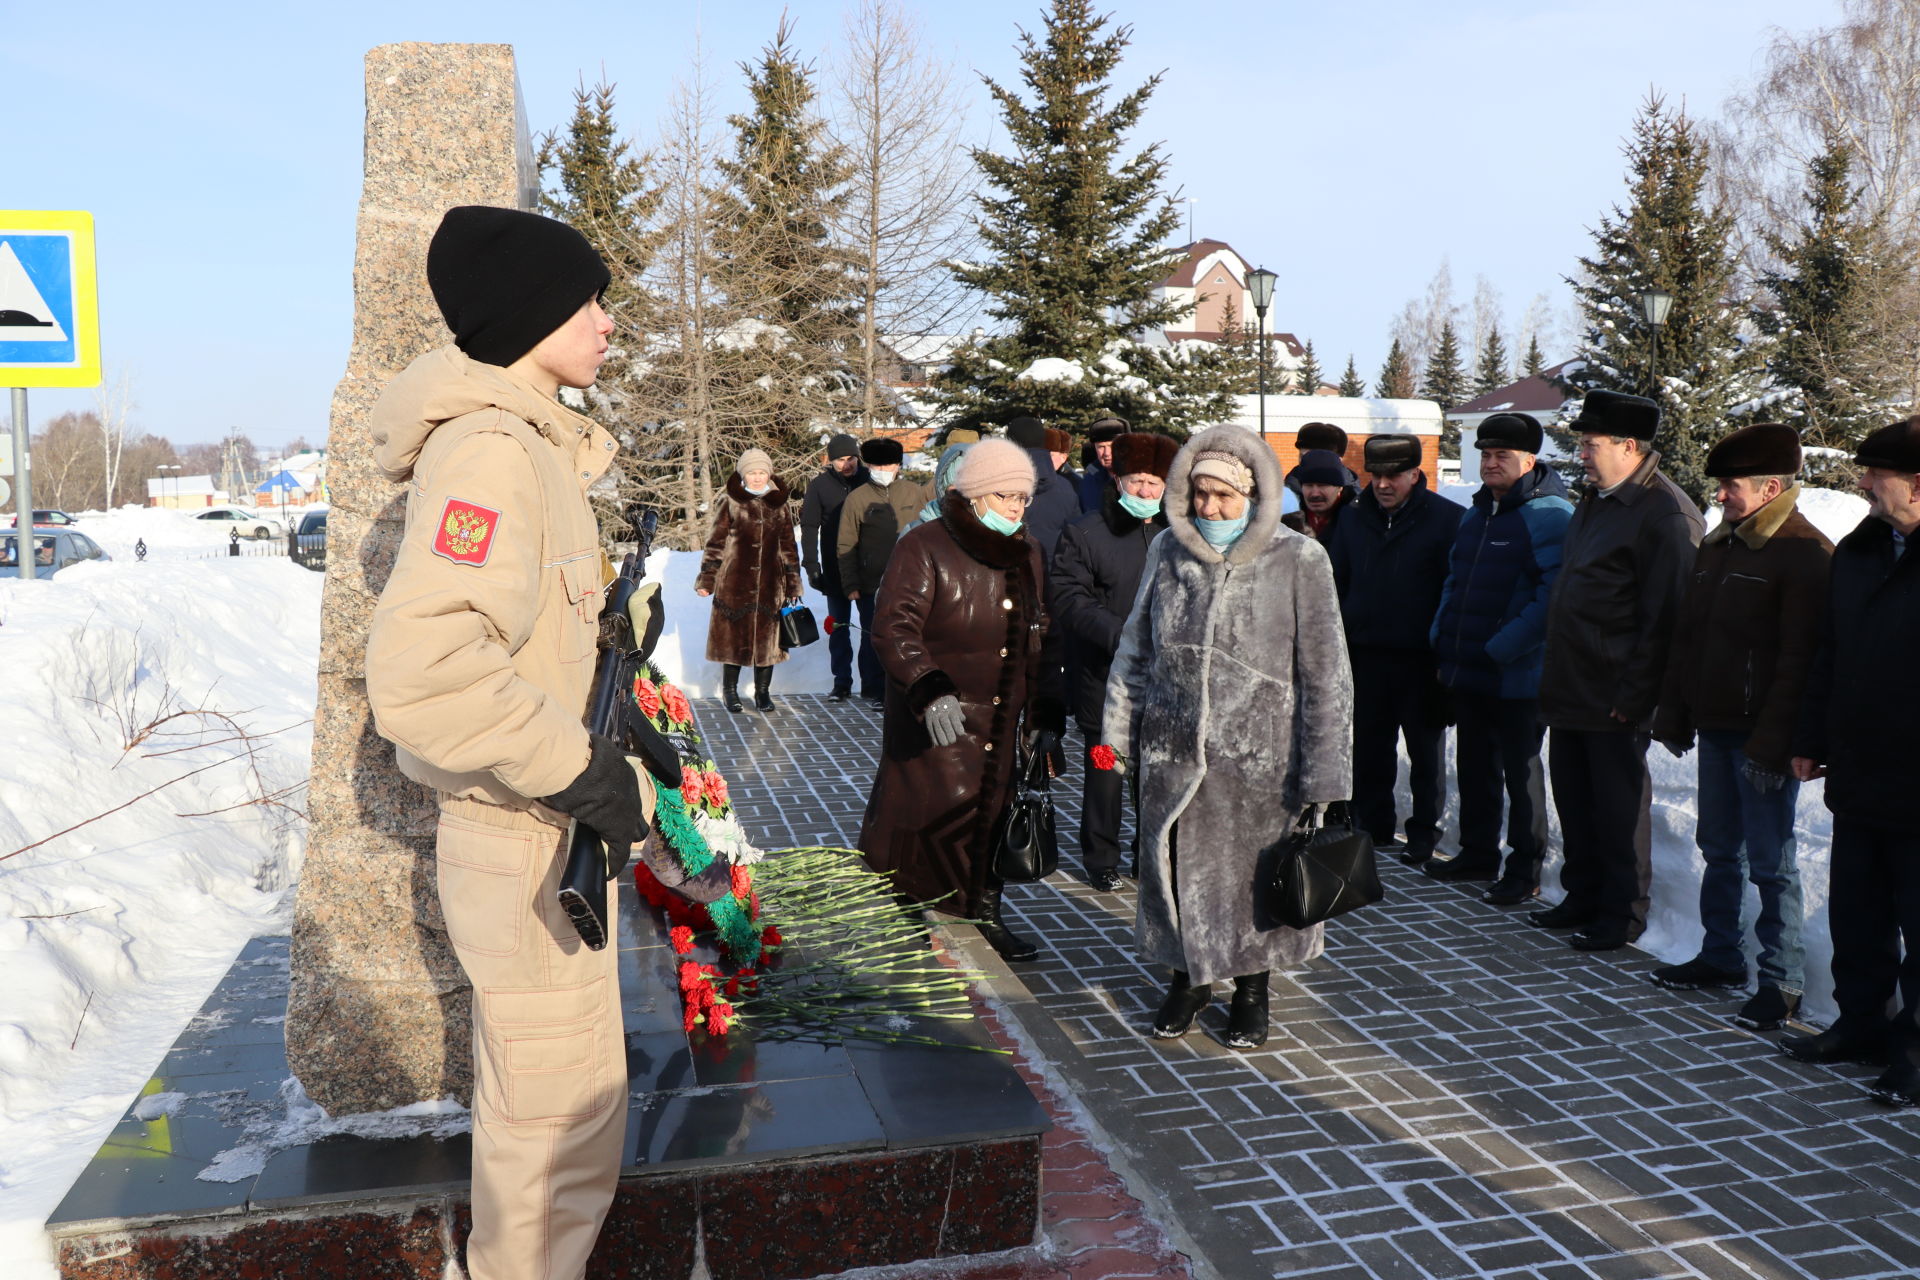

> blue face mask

[
  {"left": 1117, "top": 491, "right": 1162, "bottom": 519},
  {"left": 979, "top": 507, "right": 1024, "bottom": 536},
  {"left": 1195, "top": 499, "right": 1256, "bottom": 549}
]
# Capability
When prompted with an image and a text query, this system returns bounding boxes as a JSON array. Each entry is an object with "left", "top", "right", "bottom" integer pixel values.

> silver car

[{"left": 0, "top": 528, "right": 112, "bottom": 579}]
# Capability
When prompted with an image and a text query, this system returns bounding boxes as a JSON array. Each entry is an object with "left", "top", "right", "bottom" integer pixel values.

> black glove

[
  {"left": 539, "top": 734, "right": 652, "bottom": 867},
  {"left": 1023, "top": 727, "right": 1065, "bottom": 779}
]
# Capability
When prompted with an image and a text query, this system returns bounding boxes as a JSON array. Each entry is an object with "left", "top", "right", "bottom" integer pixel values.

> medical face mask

[
  {"left": 744, "top": 482, "right": 772, "bottom": 496},
  {"left": 1117, "top": 491, "right": 1162, "bottom": 519},
  {"left": 1195, "top": 499, "right": 1256, "bottom": 549},
  {"left": 871, "top": 468, "right": 898, "bottom": 488},
  {"left": 976, "top": 503, "right": 1024, "bottom": 536}
]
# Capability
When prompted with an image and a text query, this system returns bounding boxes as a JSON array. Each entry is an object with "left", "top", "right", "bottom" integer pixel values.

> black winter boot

[
  {"left": 1223, "top": 972, "right": 1271, "bottom": 1050},
  {"left": 975, "top": 883, "right": 1040, "bottom": 962},
  {"left": 1150, "top": 971, "right": 1212, "bottom": 1039},
  {"left": 721, "top": 664, "right": 744, "bottom": 714},
  {"left": 753, "top": 665, "right": 775, "bottom": 712}
]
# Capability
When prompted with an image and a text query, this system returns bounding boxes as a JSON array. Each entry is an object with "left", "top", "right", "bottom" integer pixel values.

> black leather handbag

[
  {"left": 778, "top": 602, "right": 819, "bottom": 649},
  {"left": 1265, "top": 805, "right": 1383, "bottom": 929},
  {"left": 990, "top": 743, "right": 1060, "bottom": 883}
]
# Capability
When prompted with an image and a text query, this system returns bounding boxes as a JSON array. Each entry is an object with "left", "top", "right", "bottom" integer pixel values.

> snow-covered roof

[
  {"left": 1453, "top": 362, "right": 1575, "bottom": 415},
  {"left": 144, "top": 474, "right": 220, "bottom": 498},
  {"left": 882, "top": 333, "right": 971, "bottom": 366}
]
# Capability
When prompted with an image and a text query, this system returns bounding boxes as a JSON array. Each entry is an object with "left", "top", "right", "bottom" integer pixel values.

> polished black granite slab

[{"left": 49, "top": 871, "right": 1049, "bottom": 1268}]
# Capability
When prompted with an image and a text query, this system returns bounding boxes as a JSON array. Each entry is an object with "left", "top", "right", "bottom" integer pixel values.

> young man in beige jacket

[{"left": 365, "top": 206, "right": 651, "bottom": 1280}]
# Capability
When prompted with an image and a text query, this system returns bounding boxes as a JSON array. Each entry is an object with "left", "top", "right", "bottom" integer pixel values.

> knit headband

[{"left": 1190, "top": 450, "right": 1255, "bottom": 496}]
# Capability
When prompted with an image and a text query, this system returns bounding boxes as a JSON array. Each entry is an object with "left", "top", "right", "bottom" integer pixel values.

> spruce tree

[
  {"left": 1375, "top": 338, "right": 1414, "bottom": 399},
  {"left": 1421, "top": 319, "right": 1469, "bottom": 455},
  {"left": 1522, "top": 334, "right": 1546, "bottom": 378},
  {"left": 1474, "top": 320, "right": 1510, "bottom": 396},
  {"left": 1338, "top": 355, "right": 1366, "bottom": 398},
  {"left": 935, "top": 0, "right": 1237, "bottom": 434},
  {"left": 1295, "top": 338, "right": 1324, "bottom": 394},
  {"left": 1560, "top": 94, "right": 1768, "bottom": 505},
  {"left": 1757, "top": 135, "right": 1900, "bottom": 459}
]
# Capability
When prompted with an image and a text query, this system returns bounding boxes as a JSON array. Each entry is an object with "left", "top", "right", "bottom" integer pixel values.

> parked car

[
  {"left": 0, "top": 528, "right": 111, "bottom": 579},
  {"left": 193, "top": 506, "right": 286, "bottom": 539},
  {"left": 6, "top": 509, "right": 79, "bottom": 527},
  {"left": 291, "top": 507, "right": 327, "bottom": 572}
]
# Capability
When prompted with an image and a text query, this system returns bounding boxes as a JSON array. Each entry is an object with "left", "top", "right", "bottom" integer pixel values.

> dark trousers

[
  {"left": 1828, "top": 818, "right": 1920, "bottom": 1061},
  {"left": 1351, "top": 648, "right": 1445, "bottom": 855},
  {"left": 1548, "top": 726, "right": 1651, "bottom": 931},
  {"left": 825, "top": 590, "right": 853, "bottom": 692},
  {"left": 1454, "top": 691, "right": 1547, "bottom": 883},
  {"left": 1077, "top": 720, "right": 1134, "bottom": 873},
  {"left": 854, "top": 593, "right": 884, "bottom": 696}
]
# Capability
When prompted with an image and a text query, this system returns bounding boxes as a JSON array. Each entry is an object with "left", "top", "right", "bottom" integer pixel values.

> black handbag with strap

[
  {"left": 777, "top": 602, "right": 819, "bottom": 649},
  {"left": 1265, "top": 804, "right": 1383, "bottom": 929},
  {"left": 990, "top": 740, "right": 1060, "bottom": 883}
]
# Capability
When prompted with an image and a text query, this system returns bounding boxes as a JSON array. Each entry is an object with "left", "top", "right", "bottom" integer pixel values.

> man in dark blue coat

[
  {"left": 1326, "top": 434, "right": 1463, "bottom": 862},
  {"left": 1427, "top": 414, "right": 1574, "bottom": 902},
  {"left": 1784, "top": 418, "right": 1920, "bottom": 1107},
  {"left": 1006, "top": 416, "right": 1082, "bottom": 558},
  {"left": 799, "top": 433, "right": 868, "bottom": 700},
  {"left": 1049, "top": 432, "right": 1177, "bottom": 890},
  {"left": 1077, "top": 417, "right": 1128, "bottom": 513}
]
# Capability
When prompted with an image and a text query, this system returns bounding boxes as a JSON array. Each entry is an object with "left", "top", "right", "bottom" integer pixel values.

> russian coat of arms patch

[{"left": 431, "top": 498, "right": 500, "bottom": 566}]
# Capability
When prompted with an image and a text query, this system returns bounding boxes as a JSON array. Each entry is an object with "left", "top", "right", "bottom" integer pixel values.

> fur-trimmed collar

[
  {"left": 1099, "top": 482, "right": 1165, "bottom": 538},
  {"left": 1163, "top": 425, "right": 1286, "bottom": 565},
  {"left": 940, "top": 488, "right": 1034, "bottom": 569},
  {"left": 727, "top": 472, "right": 789, "bottom": 506},
  {"left": 1705, "top": 482, "right": 1801, "bottom": 549}
]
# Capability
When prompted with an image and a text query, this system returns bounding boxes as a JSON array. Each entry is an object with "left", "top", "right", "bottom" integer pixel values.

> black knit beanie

[{"left": 427, "top": 206, "right": 612, "bottom": 368}]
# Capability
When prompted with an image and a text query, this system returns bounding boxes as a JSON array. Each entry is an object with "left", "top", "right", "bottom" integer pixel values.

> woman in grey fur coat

[{"left": 1102, "top": 424, "right": 1354, "bottom": 1048}]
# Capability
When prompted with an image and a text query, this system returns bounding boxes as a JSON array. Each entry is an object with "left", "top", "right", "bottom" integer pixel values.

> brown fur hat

[{"left": 1111, "top": 432, "right": 1179, "bottom": 480}]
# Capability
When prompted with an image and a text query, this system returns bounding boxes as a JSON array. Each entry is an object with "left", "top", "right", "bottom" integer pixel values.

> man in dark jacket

[
  {"left": 1652, "top": 425, "right": 1831, "bottom": 1031},
  {"left": 1428, "top": 413, "right": 1574, "bottom": 902},
  {"left": 1327, "top": 434, "right": 1463, "bottom": 862},
  {"left": 1784, "top": 418, "right": 1920, "bottom": 1106},
  {"left": 837, "top": 438, "right": 932, "bottom": 702},
  {"left": 1048, "top": 432, "right": 1177, "bottom": 890},
  {"left": 1535, "top": 390, "right": 1705, "bottom": 952},
  {"left": 1006, "top": 416, "right": 1082, "bottom": 557},
  {"left": 1077, "top": 417, "right": 1128, "bottom": 513},
  {"left": 800, "top": 433, "right": 868, "bottom": 700},
  {"left": 1287, "top": 448, "right": 1354, "bottom": 542}
]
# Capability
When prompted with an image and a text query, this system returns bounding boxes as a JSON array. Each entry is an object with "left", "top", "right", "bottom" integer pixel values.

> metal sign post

[{"left": 10, "top": 388, "right": 29, "bottom": 580}]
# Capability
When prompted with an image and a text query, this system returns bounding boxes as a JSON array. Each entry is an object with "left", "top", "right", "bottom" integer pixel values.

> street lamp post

[
  {"left": 156, "top": 463, "right": 180, "bottom": 509},
  {"left": 1248, "top": 267, "right": 1278, "bottom": 438},
  {"left": 1639, "top": 289, "right": 1673, "bottom": 404}
]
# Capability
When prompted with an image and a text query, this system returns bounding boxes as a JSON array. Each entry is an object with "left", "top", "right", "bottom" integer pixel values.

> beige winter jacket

[{"left": 365, "top": 345, "right": 617, "bottom": 808}]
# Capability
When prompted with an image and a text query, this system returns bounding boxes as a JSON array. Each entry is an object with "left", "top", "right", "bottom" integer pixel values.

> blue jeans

[{"left": 1695, "top": 729, "right": 1804, "bottom": 990}]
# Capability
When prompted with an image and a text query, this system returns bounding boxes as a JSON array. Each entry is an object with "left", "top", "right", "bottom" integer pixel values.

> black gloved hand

[{"left": 539, "top": 734, "right": 651, "bottom": 865}]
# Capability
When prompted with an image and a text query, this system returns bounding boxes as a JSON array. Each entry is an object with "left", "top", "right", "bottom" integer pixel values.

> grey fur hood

[{"left": 1163, "top": 424, "right": 1287, "bottom": 564}]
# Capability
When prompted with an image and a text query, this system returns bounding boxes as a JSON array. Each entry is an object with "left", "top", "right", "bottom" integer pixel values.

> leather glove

[
  {"left": 1742, "top": 758, "right": 1788, "bottom": 794},
  {"left": 1024, "top": 727, "right": 1064, "bottom": 778},
  {"left": 539, "top": 734, "right": 653, "bottom": 869},
  {"left": 923, "top": 695, "right": 965, "bottom": 747},
  {"left": 803, "top": 565, "right": 822, "bottom": 593}
]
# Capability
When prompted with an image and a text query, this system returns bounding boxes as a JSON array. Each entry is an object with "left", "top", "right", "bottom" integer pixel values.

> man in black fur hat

[
  {"left": 1785, "top": 417, "right": 1920, "bottom": 1106},
  {"left": 1534, "top": 390, "right": 1704, "bottom": 952},
  {"left": 1652, "top": 424, "right": 1831, "bottom": 1031}
]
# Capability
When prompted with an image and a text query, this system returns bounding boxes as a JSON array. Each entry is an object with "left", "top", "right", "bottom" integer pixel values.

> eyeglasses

[{"left": 989, "top": 493, "right": 1032, "bottom": 507}]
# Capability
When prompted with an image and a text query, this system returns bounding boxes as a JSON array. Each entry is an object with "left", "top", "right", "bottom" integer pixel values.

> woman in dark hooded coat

[
  {"left": 1103, "top": 424, "right": 1354, "bottom": 1048},
  {"left": 857, "top": 437, "right": 1066, "bottom": 960}
]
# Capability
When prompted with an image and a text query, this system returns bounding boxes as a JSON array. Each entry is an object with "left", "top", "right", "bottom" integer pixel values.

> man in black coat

[
  {"left": 1049, "top": 433, "right": 1177, "bottom": 891},
  {"left": 1535, "top": 390, "right": 1705, "bottom": 952},
  {"left": 1784, "top": 418, "right": 1920, "bottom": 1107},
  {"left": 800, "top": 433, "right": 868, "bottom": 700},
  {"left": 1006, "top": 416, "right": 1082, "bottom": 558},
  {"left": 1077, "top": 417, "right": 1128, "bottom": 513},
  {"left": 1326, "top": 434, "right": 1463, "bottom": 862}
]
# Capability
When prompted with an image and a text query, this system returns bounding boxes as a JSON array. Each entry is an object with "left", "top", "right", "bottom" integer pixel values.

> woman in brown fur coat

[{"left": 695, "top": 448, "right": 802, "bottom": 712}]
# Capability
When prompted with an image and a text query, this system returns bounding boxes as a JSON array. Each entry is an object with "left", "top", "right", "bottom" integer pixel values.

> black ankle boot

[
  {"left": 975, "top": 883, "right": 1039, "bottom": 962},
  {"left": 722, "top": 664, "right": 744, "bottom": 713},
  {"left": 1224, "top": 972, "right": 1270, "bottom": 1049},
  {"left": 753, "top": 665, "right": 774, "bottom": 711},
  {"left": 1150, "top": 970, "right": 1212, "bottom": 1039}
]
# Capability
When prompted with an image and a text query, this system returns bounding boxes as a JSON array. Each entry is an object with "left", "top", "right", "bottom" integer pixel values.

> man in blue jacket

[
  {"left": 1327, "top": 434, "right": 1463, "bottom": 863},
  {"left": 1427, "top": 413, "right": 1574, "bottom": 903}
]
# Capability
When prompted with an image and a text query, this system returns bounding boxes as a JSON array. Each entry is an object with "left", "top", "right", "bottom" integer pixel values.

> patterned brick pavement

[{"left": 704, "top": 693, "right": 1920, "bottom": 1280}]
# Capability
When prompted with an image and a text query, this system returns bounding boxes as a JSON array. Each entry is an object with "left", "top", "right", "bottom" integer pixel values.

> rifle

[{"left": 556, "top": 509, "right": 688, "bottom": 950}]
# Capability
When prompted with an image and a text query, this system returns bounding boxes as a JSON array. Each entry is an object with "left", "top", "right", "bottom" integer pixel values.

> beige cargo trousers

[{"left": 438, "top": 794, "right": 626, "bottom": 1280}]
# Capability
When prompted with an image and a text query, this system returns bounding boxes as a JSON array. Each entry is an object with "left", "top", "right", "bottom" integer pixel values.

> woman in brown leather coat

[
  {"left": 695, "top": 448, "right": 802, "bottom": 712},
  {"left": 857, "top": 437, "right": 1066, "bottom": 960}
]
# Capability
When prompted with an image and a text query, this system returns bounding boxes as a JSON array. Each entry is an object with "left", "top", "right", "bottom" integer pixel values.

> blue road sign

[{"left": 0, "top": 211, "right": 100, "bottom": 388}]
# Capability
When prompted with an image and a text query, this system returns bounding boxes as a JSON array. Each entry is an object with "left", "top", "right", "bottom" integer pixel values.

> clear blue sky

[{"left": 8, "top": 0, "right": 1828, "bottom": 448}]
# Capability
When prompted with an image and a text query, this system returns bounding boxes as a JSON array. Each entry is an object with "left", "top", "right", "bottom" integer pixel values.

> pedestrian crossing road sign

[{"left": 0, "top": 211, "right": 100, "bottom": 388}]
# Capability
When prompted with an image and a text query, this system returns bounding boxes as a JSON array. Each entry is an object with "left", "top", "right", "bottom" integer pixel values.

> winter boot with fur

[
  {"left": 1223, "top": 972, "right": 1271, "bottom": 1050},
  {"left": 721, "top": 664, "right": 745, "bottom": 714},
  {"left": 1150, "top": 970, "right": 1213, "bottom": 1039},
  {"left": 975, "top": 883, "right": 1039, "bottom": 962},
  {"left": 753, "top": 665, "right": 775, "bottom": 712}
]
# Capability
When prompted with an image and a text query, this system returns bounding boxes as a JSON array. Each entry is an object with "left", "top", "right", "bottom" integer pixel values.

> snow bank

[
  {"left": 0, "top": 546, "right": 319, "bottom": 1273},
  {"left": 643, "top": 549, "right": 845, "bottom": 697}
]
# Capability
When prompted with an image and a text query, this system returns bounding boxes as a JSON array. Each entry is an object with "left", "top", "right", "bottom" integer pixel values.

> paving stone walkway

[{"left": 705, "top": 694, "right": 1920, "bottom": 1280}]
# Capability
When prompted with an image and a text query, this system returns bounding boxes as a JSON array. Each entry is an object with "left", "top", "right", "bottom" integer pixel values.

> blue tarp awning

[{"left": 257, "top": 470, "right": 304, "bottom": 494}]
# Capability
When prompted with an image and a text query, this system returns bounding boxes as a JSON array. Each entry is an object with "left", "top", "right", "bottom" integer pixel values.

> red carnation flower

[
  {"left": 678, "top": 961, "right": 702, "bottom": 991},
  {"left": 762, "top": 926, "right": 783, "bottom": 948},
  {"left": 706, "top": 771, "right": 731, "bottom": 808},
  {"left": 708, "top": 1002, "right": 734, "bottom": 1035},
  {"left": 683, "top": 1004, "right": 700, "bottom": 1034},
  {"left": 662, "top": 684, "right": 693, "bottom": 725},
  {"left": 633, "top": 677, "right": 662, "bottom": 719},
  {"left": 669, "top": 925, "right": 695, "bottom": 955},
  {"left": 680, "top": 770, "right": 706, "bottom": 808},
  {"left": 1090, "top": 745, "right": 1118, "bottom": 771},
  {"left": 730, "top": 865, "right": 753, "bottom": 899},
  {"left": 823, "top": 616, "right": 837, "bottom": 635}
]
